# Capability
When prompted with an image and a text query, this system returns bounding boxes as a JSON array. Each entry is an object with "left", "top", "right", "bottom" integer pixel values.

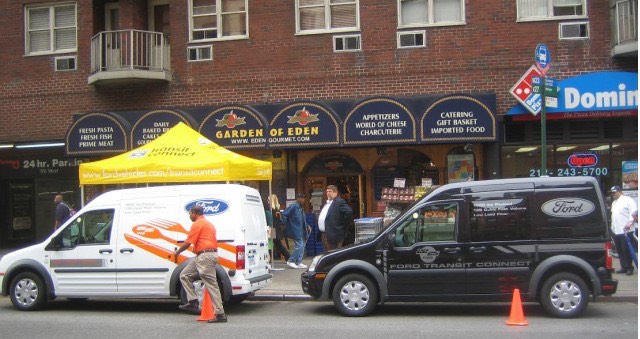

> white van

[{"left": 0, "top": 184, "right": 272, "bottom": 311}]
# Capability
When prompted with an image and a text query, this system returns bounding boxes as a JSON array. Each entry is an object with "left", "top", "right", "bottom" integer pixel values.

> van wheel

[
  {"left": 540, "top": 272, "right": 589, "bottom": 318},
  {"left": 332, "top": 273, "right": 378, "bottom": 317},
  {"left": 10, "top": 272, "right": 47, "bottom": 311}
]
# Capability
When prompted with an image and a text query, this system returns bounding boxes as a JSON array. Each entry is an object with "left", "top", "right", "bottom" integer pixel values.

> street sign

[
  {"left": 535, "top": 43, "right": 551, "bottom": 75},
  {"left": 509, "top": 65, "right": 543, "bottom": 115},
  {"left": 544, "top": 77, "right": 558, "bottom": 97}
]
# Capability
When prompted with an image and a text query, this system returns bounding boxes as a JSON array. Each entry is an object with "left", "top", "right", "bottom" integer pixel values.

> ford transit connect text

[{"left": 301, "top": 177, "right": 618, "bottom": 318}]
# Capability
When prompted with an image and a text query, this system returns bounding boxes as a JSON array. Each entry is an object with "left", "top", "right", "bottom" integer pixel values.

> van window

[
  {"left": 394, "top": 203, "right": 457, "bottom": 246},
  {"left": 535, "top": 186, "right": 604, "bottom": 238},
  {"left": 59, "top": 209, "right": 114, "bottom": 248},
  {"left": 469, "top": 197, "right": 529, "bottom": 242}
]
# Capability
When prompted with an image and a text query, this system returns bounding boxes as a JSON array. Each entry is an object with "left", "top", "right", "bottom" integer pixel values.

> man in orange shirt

[{"left": 175, "top": 205, "right": 227, "bottom": 323}]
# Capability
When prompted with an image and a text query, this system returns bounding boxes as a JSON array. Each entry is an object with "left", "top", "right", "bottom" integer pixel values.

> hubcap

[
  {"left": 14, "top": 278, "right": 39, "bottom": 307},
  {"left": 549, "top": 280, "right": 582, "bottom": 312},
  {"left": 339, "top": 280, "right": 370, "bottom": 311}
]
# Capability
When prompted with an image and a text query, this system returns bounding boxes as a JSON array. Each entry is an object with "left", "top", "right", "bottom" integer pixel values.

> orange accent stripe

[
  {"left": 218, "top": 243, "right": 236, "bottom": 254},
  {"left": 217, "top": 257, "right": 236, "bottom": 270},
  {"left": 124, "top": 233, "right": 189, "bottom": 264}
]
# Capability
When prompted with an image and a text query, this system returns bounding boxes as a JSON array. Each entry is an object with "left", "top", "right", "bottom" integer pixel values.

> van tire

[
  {"left": 332, "top": 273, "right": 378, "bottom": 317},
  {"left": 540, "top": 272, "right": 589, "bottom": 318},
  {"left": 10, "top": 272, "right": 47, "bottom": 311}
]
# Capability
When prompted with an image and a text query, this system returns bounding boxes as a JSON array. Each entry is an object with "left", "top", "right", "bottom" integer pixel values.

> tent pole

[{"left": 80, "top": 185, "right": 85, "bottom": 208}]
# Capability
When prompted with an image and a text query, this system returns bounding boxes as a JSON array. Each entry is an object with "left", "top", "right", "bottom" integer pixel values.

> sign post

[{"left": 535, "top": 44, "right": 550, "bottom": 176}]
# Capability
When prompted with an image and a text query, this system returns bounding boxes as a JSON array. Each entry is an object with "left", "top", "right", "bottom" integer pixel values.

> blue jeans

[{"left": 288, "top": 237, "right": 304, "bottom": 265}]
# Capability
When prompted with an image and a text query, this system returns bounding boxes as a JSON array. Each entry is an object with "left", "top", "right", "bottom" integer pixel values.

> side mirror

[
  {"left": 384, "top": 233, "right": 396, "bottom": 248},
  {"left": 45, "top": 235, "right": 61, "bottom": 251}
]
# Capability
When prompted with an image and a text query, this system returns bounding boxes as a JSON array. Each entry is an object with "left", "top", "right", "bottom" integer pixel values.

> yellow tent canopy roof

[{"left": 79, "top": 122, "right": 272, "bottom": 185}]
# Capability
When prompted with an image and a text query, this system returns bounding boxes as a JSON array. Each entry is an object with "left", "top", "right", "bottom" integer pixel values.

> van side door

[
  {"left": 385, "top": 201, "right": 465, "bottom": 296},
  {"left": 47, "top": 208, "right": 117, "bottom": 295},
  {"left": 464, "top": 189, "right": 534, "bottom": 295}
]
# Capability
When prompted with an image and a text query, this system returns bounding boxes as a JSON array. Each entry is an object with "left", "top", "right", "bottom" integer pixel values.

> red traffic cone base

[
  {"left": 197, "top": 289, "right": 215, "bottom": 322},
  {"left": 506, "top": 288, "right": 528, "bottom": 326}
]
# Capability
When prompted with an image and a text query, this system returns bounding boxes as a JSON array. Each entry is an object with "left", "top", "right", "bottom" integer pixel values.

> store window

[{"left": 502, "top": 143, "right": 638, "bottom": 191}]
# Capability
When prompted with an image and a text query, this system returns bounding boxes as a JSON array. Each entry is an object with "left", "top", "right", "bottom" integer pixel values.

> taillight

[
  {"left": 605, "top": 240, "right": 613, "bottom": 270},
  {"left": 236, "top": 245, "right": 245, "bottom": 270}
]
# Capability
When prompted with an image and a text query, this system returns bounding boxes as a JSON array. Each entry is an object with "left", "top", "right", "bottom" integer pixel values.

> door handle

[
  {"left": 469, "top": 246, "right": 487, "bottom": 253},
  {"left": 120, "top": 248, "right": 134, "bottom": 253},
  {"left": 444, "top": 247, "right": 461, "bottom": 253},
  {"left": 99, "top": 249, "right": 113, "bottom": 254}
]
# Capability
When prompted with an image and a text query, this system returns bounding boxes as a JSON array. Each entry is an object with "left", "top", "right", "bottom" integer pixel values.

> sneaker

[
  {"left": 178, "top": 300, "right": 200, "bottom": 315},
  {"left": 297, "top": 263, "right": 308, "bottom": 269},
  {"left": 287, "top": 261, "right": 298, "bottom": 269},
  {"left": 208, "top": 314, "right": 228, "bottom": 323}
]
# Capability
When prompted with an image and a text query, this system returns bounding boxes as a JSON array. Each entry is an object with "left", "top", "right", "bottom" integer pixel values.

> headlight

[{"left": 308, "top": 255, "right": 323, "bottom": 272}]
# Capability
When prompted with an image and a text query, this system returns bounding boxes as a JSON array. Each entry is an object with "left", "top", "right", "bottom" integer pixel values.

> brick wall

[{"left": 0, "top": 0, "right": 636, "bottom": 142}]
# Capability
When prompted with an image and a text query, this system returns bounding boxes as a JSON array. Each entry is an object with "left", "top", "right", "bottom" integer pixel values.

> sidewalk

[{"left": 251, "top": 256, "right": 639, "bottom": 302}]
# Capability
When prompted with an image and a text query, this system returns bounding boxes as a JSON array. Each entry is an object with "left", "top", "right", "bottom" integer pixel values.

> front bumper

[{"left": 301, "top": 271, "right": 324, "bottom": 299}]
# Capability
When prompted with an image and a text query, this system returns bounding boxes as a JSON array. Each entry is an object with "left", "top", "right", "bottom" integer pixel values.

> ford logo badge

[
  {"left": 541, "top": 198, "right": 595, "bottom": 218},
  {"left": 184, "top": 199, "right": 229, "bottom": 215}
]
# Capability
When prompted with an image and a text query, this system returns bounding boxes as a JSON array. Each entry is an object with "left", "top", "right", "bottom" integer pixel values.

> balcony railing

[
  {"left": 89, "top": 29, "right": 171, "bottom": 85},
  {"left": 612, "top": 0, "right": 638, "bottom": 57}
]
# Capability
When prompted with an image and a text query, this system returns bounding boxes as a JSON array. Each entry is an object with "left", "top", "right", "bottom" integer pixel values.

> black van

[{"left": 301, "top": 177, "right": 618, "bottom": 318}]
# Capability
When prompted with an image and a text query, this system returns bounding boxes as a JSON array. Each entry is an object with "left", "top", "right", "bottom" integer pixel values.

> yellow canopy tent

[{"left": 78, "top": 122, "right": 272, "bottom": 202}]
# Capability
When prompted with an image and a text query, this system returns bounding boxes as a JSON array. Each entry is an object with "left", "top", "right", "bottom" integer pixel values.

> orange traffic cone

[
  {"left": 506, "top": 288, "right": 528, "bottom": 326},
  {"left": 197, "top": 289, "right": 215, "bottom": 322}
]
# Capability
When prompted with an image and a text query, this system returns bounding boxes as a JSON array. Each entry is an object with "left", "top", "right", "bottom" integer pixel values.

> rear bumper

[
  {"left": 233, "top": 273, "right": 272, "bottom": 295},
  {"left": 600, "top": 278, "right": 618, "bottom": 296}
]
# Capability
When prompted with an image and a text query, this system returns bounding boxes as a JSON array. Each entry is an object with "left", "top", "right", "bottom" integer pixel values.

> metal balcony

[
  {"left": 89, "top": 30, "right": 171, "bottom": 86},
  {"left": 611, "top": 0, "right": 638, "bottom": 57}
]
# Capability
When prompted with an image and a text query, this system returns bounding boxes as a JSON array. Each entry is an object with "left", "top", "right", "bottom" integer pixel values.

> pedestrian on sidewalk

[
  {"left": 175, "top": 205, "right": 227, "bottom": 323},
  {"left": 281, "top": 193, "right": 310, "bottom": 269},
  {"left": 610, "top": 186, "right": 637, "bottom": 276},
  {"left": 318, "top": 185, "right": 353, "bottom": 251},
  {"left": 269, "top": 194, "right": 290, "bottom": 263}
]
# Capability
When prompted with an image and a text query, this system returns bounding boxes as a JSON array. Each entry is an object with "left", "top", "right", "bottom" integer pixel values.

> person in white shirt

[
  {"left": 318, "top": 185, "right": 353, "bottom": 251},
  {"left": 610, "top": 185, "right": 637, "bottom": 275}
]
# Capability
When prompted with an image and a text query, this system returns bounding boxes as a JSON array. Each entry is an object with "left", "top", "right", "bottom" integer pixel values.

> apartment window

[
  {"left": 188, "top": 45, "right": 213, "bottom": 61},
  {"left": 189, "top": 0, "right": 247, "bottom": 41},
  {"left": 333, "top": 34, "right": 361, "bottom": 52},
  {"left": 296, "top": 0, "right": 359, "bottom": 34},
  {"left": 25, "top": 3, "right": 77, "bottom": 55},
  {"left": 398, "top": 0, "right": 464, "bottom": 27},
  {"left": 559, "top": 21, "right": 589, "bottom": 39},
  {"left": 517, "top": 0, "right": 586, "bottom": 21},
  {"left": 398, "top": 30, "right": 426, "bottom": 48}
]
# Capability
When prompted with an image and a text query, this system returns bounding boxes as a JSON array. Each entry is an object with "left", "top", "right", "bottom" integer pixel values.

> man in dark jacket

[{"left": 318, "top": 185, "right": 353, "bottom": 251}]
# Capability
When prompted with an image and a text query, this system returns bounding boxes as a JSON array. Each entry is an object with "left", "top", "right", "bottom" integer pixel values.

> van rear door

[{"left": 240, "top": 196, "right": 271, "bottom": 278}]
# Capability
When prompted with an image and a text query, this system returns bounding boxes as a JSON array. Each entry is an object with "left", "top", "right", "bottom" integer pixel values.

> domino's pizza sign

[{"left": 510, "top": 65, "right": 543, "bottom": 115}]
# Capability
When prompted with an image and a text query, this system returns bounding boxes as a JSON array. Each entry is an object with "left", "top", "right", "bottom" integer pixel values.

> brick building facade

[{"left": 0, "top": 0, "right": 637, "bottom": 247}]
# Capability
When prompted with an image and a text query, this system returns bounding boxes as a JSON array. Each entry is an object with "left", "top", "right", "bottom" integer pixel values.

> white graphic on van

[
  {"left": 184, "top": 199, "right": 229, "bottom": 215},
  {"left": 416, "top": 246, "right": 440, "bottom": 263},
  {"left": 541, "top": 198, "right": 595, "bottom": 218}
]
